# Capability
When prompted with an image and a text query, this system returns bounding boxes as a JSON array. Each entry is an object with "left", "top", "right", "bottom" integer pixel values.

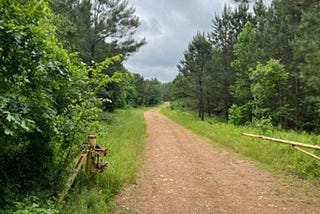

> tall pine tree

[{"left": 178, "top": 32, "right": 212, "bottom": 120}]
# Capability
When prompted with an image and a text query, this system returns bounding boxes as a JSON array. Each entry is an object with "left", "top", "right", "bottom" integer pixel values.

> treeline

[
  {"left": 0, "top": 0, "right": 165, "bottom": 210},
  {"left": 174, "top": 0, "right": 320, "bottom": 132},
  {"left": 104, "top": 74, "right": 171, "bottom": 110},
  {"left": 50, "top": 0, "right": 168, "bottom": 111}
]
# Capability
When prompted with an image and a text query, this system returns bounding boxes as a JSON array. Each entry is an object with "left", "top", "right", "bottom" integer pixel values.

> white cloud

[{"left": 125, "top": 0, "right": 231, "bottom": 82}]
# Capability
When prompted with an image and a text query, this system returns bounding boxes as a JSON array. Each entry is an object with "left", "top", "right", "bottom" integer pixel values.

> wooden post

[
  {"left": 242, "top": 133, "right": 320, "bottom": 162},
  {"left": 86, "top": 135, "right": 97, "bottom": 173},
  {"left": 87, "top": 135, "right": 97, "bottom": 148},
  {"left": 242, "top": 133, "right": 320, "bottom": 150},
  {"left": 56, "top": 134, "right": 108, "bottom": 204},
  {"left": 293, "top": 146, "right": 320, "bottom": 161},
  {"left": 56, "top": 153, "right": 88, "bottom": 203}
]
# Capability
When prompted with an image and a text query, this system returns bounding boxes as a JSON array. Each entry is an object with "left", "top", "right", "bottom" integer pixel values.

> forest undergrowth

[
  {"left": 59, "top": 108, "right": 146, "bottom": 214},
  {"left": 4, "top": 108, "right": 146, "bottom": 214}
]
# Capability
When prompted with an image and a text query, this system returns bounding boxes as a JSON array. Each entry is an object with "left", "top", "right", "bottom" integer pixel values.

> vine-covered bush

[{"left": 0, "top": 0, "right": 119, "bottom": 209}]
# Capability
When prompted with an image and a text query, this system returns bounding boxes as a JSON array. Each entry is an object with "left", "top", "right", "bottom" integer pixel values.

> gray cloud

[{"left": 125, "top": 0, "right": 231, "bottom": 82}]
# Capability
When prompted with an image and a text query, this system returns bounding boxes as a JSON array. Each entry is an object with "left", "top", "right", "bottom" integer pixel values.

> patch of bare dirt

[{"left": 115, "top": 108, "right": 320, "bottom": 213}]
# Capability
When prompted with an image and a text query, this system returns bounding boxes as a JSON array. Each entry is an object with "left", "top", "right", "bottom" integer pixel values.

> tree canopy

[{"left": 174, "top": 0, "right": 320, "bottom": 131}]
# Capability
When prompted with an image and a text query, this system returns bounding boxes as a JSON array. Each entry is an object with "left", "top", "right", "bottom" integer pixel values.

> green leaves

[
  {"left": 250, "top": 59, "right": 288, "bottom": 87},
  {"left": 88, "top": 55, "right": 123, "bottom": 87},
  {"left": 13, "top": 196, "right": 58, "bottom": 214},
  {"left": 0, "top": 0, "right": 146, "bottom": 211},
  {"left": 250, "top": 59, "right": 289, "bottom": 124},
  {"left": 0, "top": 0, "right": 117, "bottom": 208},
  {"left": 51, "top": 0, "right": 145, "bottom": 64},
  {"left": 0, "top": 95, "right": 36, "bottom": 137},
  {"left": 231, "top": 21, "right": 258, "bottom": 104}
]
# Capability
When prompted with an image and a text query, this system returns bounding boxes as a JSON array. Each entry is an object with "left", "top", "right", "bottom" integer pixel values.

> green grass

[
  {"left": 60, "top": 108, "right": 146, "bottom": 214},
  {"left": 161, "top": 108, "right": 320, "bottom": 183}
]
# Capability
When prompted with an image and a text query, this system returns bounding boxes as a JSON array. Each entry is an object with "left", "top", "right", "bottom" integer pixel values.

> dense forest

[
  {"left": 174, "top": 0, "right": 320, "bottom": 132},
  {"left": 0, "top": 0, "right": 169, "bottom": 212},
  {"left": 1, "top": 0, "right": 320, "bottom": 212}
]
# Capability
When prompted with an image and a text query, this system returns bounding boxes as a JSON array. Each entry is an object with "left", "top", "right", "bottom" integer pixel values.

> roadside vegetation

[
  {"left": 169, "top": 0, "right": 320, "bottom": 186},
  {"left": 162, "top": 106, "right": 320, "bottom": 184},
  {"left": 0, "top": 1, "right": 157, "bottom": 212},
  {"left": 6, "top": 108, "right": 146, "bottom": 213},
  {"left": 60, "top": 109, "right": 146, "bottom": 214}
]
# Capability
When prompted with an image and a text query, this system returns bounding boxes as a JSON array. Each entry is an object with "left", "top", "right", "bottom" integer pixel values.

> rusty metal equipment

[
  {"left": 57, "top": 135, "right": 108, "bottom": 203},
  {"left": 85, "top": 135, "right": 108, "bottom": 173},
  {"left": 242, "top": 133, "right": 320, "bottom": 161}
]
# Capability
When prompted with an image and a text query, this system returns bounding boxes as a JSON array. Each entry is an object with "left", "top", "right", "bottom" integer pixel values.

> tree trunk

[
  {"left": 207, "top": 97, "right": 211, "bottom": 116},
  {"left": 199, "top": 78, "right": 204, "bottom": 121},
  {"left": 294, "top": 73, "right": 301, "bottom": 129},
  {"left": 201, "top": 105, "right": 205, "bottom": 121},
  {"left": 198, "top": 100, "right": 201, "bottom": 118},
  {"left": 223, "top": 79, "right": 229, "bottom": 119}
]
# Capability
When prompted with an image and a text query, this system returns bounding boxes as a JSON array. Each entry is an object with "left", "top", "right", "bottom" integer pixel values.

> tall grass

[
  {"left": 161, "top": 108, "right": 320, "bottom": 183},
  {"left": 60, "top": 108, "right": 146, "bottom": 213}
]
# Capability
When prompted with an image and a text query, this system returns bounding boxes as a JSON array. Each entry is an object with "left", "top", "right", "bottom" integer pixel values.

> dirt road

[{"left": 116, "top": 108, "right": 320, "bottom": 213}]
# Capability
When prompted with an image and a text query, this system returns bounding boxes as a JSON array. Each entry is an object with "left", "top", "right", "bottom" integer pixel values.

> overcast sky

[{"left": 124, "top": 0, "right": 231, "bottom": 82}]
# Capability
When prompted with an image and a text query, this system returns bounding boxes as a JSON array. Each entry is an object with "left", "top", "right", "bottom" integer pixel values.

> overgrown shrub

[
  {"left": 0, "top": 0, "right": 120, "bottom": 209},
  {"left": 170, "top": 101, "right": 186, "bottom": 111},
  {"left": 11, "top": 196, "right": 58, "bottom": 214},
  {"left": 228, "top": 103, "right": 252, "bottom": 125}
]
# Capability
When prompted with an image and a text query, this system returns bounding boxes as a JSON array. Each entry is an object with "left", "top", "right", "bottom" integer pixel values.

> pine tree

[
  {"left": 178, "top": 32, "right": 212, "bottom": 120},
  {"left": 294, "top": 3, "right": 320, "bottom": 131},
  {"left": 210, "top": 3, "right": 251, "bottom": 118},
  {"left": 50, "top": 0, "right": 146, "bottom": 64}
]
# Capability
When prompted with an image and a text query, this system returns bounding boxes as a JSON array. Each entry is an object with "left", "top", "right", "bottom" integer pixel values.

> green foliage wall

[
  {"left": 0, "top": 0, "right": 117, "bottom": 207},
  {"left": 174, "top": 0, "right": 320, "bottom": 132},
  {"left": 49, "top": 0, "right": 147, "bottom": 112}
]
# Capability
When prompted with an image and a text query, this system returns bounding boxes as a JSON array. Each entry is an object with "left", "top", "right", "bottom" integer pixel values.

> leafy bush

[
  {"left": 0, "top": 0, "right": 121, "bottom": 208},
  {"left": 250, "top": 59, "right": 289, "bottom": 126},
  {"left": 169, "top": 101, "right": 186, "bottom": 111},
  {"left": 228, "top": 103, "right": 252, "bottom": 125},
  {"left": 3, "top": 196, "right": 59, "bottom": 214}
]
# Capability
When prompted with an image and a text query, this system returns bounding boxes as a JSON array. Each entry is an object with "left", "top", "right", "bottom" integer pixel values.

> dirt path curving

[{"left": 115, "top": 108, "right": 320, "bottom": 213}]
